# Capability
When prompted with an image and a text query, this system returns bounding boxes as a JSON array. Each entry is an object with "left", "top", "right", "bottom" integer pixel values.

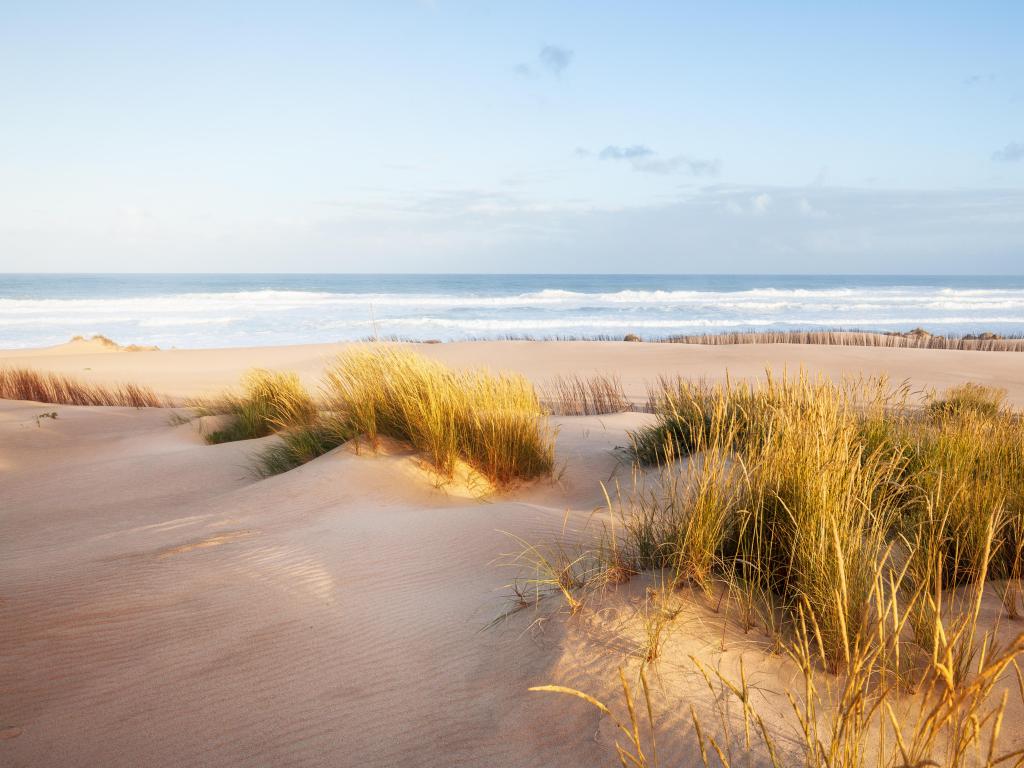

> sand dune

[
  {"left": 2, "top": 342, "right": 1023, "bottom": 766},
  {"left": 1, "top": 389, "right": 640, "bottom": 766}
]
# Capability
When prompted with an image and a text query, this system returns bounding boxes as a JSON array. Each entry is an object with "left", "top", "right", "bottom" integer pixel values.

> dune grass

[
  {"left": 928, "top": 381, "right": 1008, "bottom": 418},
  {"left": 253, "top": 423, "right": 353, "bottom": 477},
  {"left": 0, "top": 366, "right": 162, "bottom": 407},
  {"left": 524, "top": 373, "right": 1024, "bottom": 765},
  {"left": 191, "top": 369, "right": 318, "bottom": 444},
  {"left": 533, "top": 562, "right": 1024, "bottom": 767},
  {"left": 625, "top": 375, "right": 1024, "bottom": 661},
  {"left": 320, "top": 346, "right": 555, "bottom": 485},
  {"left": 540, "top": 373, "right": 633, "bottom": 416}
]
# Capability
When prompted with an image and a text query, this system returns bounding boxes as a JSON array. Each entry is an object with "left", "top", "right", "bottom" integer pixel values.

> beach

[{"left": 2, "top": 338, "right": 1024, "bottom": 766}]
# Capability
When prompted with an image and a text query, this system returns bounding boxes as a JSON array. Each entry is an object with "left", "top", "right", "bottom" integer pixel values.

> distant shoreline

[{"left": 5, "top": 274, "right": 1024, "bottom": 349}]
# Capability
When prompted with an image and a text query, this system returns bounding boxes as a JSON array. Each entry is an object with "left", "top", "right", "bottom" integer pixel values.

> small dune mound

[{"left": 64, "top": 334, "right": 159, "bottom": 353}]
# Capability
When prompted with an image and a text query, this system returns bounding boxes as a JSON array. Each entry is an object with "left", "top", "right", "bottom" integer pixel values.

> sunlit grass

[
  {"left": 190, "top": 369, "right": 317, "bottom": 444},
  {"left": 0, "top": 366, "right": 162, "bottom": 407},
  {"left": 540, "top": 373, "right": 632, "bottom": 415},
  {"left": 320, "top": 346, "right": 555, "bottom": 485},
  {"left": 524, "top": 373, "right": 1024, "bottom": 766}
]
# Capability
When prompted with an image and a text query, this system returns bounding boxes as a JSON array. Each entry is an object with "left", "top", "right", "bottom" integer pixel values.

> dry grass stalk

[
  {"left": 321, "top": 346, "right": 554, "bottom": 485},
  {"left": 0, "top": 367, "right": 162, "bottom": 407},
  {"left": 528, "top": 372, "right": 1024, "bottom": 765},
  {"left": 190, "top": 368, "right": 318, "bottom": 444},
  {"left": 541, "top": 373, "right": 632, "bottom": 416}
]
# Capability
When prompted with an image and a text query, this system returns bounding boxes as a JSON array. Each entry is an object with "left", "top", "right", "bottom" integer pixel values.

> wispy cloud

[
  {"left": 516, "top": 44, "right": 573, "bottom": 77},
  {"left": 963, "top": 73, "right": 995, "bottom": 87},
  {"left": 579, "top": 144, "right": 719, "bottom": 176},
  {"left": 597, "top": 144, "right": 653, "bottom": 160},
  {"left": 539, "top": 45, "right": 573, "bottom": 75},
  {"left": 992, "top": 141, "right": 1024, "bottom": 163},
  {"left": 634, "top": 155, "right": 720, "bottom": 176}
]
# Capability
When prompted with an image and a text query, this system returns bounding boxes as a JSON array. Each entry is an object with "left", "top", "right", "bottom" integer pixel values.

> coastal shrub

[
  {"left": 0, "top": 366, "right": 162, "bottom": 407},
  {"left": 321, "top": 346, "right": 555, "bottom": 484},
  {"left": 192, "top": 369, "right": 317, "bottom": 444}
]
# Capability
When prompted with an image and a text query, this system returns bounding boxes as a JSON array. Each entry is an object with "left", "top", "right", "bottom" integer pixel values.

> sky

[{"left": 1, "top": 1, "right": 1022, "bottom": 273}]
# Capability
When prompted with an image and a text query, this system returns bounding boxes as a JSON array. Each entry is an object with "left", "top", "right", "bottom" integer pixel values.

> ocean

[{"left": 2, "top": 274, "right": 1023, "bottom": 350}]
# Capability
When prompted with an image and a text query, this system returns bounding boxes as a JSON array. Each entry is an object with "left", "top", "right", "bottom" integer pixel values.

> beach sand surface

[{"left": 2, "top": 340, "right": 1023, "bottom": 766}]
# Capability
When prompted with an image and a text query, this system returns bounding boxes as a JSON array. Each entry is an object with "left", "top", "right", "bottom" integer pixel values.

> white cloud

[
  {"left": 580, "top": 144, "right": 719, "bottom": 176},
  {"left": 993, "top": 142, "right": 1024, "bottom": 163}
]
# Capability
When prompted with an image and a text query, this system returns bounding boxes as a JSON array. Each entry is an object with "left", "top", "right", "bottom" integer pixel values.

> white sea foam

[{"left": 2, "top": 282, "right": 1024, "bottom": 348}]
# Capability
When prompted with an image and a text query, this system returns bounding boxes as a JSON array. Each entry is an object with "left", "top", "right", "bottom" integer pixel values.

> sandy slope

[
  {"left": 0, "top": 394, "right": 645, "bottom": 766},
  {"left": 3, "top": 341, "right": 1024, "bottom": 766}
]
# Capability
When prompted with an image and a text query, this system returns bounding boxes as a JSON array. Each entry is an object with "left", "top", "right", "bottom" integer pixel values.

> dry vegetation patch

[
  {"left": 522, "top": 374, "right": 1024, "bottom": 766},
  {"left": 540, "top": 373, "right": 632, "bottom": 415},
  {"left": 320, "top": 346, "right": 555, "bottom": 485},
  {"left": 194, "top": 348, "right": 557, "bottom": 486},
  {"left": 0, "top": 367, "right": 163, "bottom": 407},
  {"left": 190, "top": 369, "right": 318, "bottom": 444}
]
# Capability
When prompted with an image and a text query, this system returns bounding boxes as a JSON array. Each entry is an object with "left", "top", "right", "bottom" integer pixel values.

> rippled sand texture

[{"left": 3, "top": 341, "right": 1024, "bottom": 766}]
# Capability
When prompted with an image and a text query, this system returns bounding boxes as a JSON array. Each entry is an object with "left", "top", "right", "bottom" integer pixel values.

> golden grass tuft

[
  {"left": 321, "top": 346, "right": 555, "bottom": 485},
  {"left": 0, "top": 367, "right": 163, "bottom": 407},
  {"left": 540, "top": 373, "right": 632, "bottom": 416},
  {"left": 525, "top": 371, "right": 1024, "bottom": 765},
  {"left": 928, "top": 382, "right": 1008, "bottom": 419},
  {"left": 625, "top": 373, "right": 1024, "bottom": 663},
  {"left": 191, "top": 369, "right": 318, "bottom": 444},
  {"left": 254, "top": 423, "right": 351, "bottom": 477}
]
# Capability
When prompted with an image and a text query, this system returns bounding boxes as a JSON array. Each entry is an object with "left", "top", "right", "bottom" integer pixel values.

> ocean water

[{"left": 2, "top": 274, "right": 1024, "bottom": 350}]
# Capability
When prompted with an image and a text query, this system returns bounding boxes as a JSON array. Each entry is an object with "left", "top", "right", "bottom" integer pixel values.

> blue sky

[{"left": 1, "top": 1, "right": 1022, "bottom": 273}]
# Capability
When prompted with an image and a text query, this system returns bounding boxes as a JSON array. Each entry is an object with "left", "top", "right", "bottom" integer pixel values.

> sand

[
  {"left": 2, "top": 340, "right": 1023, "bottom": 766},
  {"left": 3, "top": 336, "right": 1024, "bottom": 405}
]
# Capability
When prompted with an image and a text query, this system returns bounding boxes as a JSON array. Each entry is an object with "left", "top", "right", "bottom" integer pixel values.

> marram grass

[
  {"left": 0, "top": 366, "right": 162, "bottom": 407},
  {"left": 527, "top": 373, "right": 1024, "bottom": 767},
  {"left": 623, "top": 375, "right": 1024, "bottom": 666},
  {"left": 540, "top": 373, "right": 632, "bottom": 416},
  {"left": 191, "top": 369, "right": 318, "bottom": 444},
  {"left": 254, "top": 423, "right": 351, "bottom": 477},
  {"left": 320, "top": 346, "right": 555, "bottom": 485}
]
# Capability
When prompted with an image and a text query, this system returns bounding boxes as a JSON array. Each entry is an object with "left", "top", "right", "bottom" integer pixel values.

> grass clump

[
  {"left": 618, "top": 373, "right": 1024, "bottom": 669},
  {"left": 528, "top": 373, "right": 1024, "bottom": 767},
  {"left": 254, "top": 423, "right": 351, "bottom": 477},
  {"left": 192, "top": 369, "right": 317, "bottom": 444},
  {"left": 927, "top": 382, "right": 1007, "bottom": 419},
  {"left": 0, "top": 366, "right": 162, "bottom": 407},
  {"left": 321, "top": 346, "right": 555, "bottom": 485},
  {"left": 541, "top": 373, "right": 632, "bottom": 416}
]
